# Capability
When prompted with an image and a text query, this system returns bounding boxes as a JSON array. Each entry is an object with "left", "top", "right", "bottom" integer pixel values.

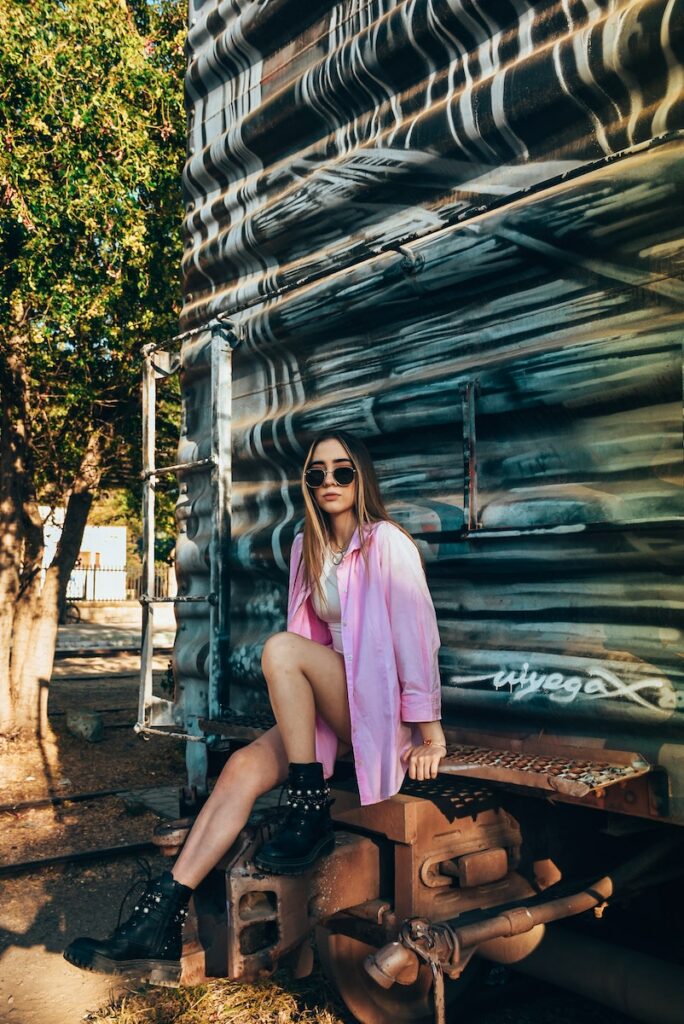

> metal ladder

[{"left": 136, "top": 321, "right": 233, "bottom": 792}]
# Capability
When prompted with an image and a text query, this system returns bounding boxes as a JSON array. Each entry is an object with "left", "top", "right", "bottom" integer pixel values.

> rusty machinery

[{"left": 151, "top": 727, "right": 684, "bottom": 1024}]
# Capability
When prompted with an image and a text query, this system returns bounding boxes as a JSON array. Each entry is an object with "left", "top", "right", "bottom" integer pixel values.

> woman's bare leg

[
  {"left": 171, "top": 725, "right": 288, "bottom": 889},
  {"left": 63, "top": 639, "right": 349, "bottom": 977},
  {"left": 261, "top": 632, "right": 350, "bottom": 762},
  {"left": 171, "top": 634, "right": 350, "bottom": 889}
]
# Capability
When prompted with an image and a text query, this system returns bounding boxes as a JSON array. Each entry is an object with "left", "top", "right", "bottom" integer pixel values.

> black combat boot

[
  {"left": 63, "top": 869, "right": 192, "bottom": 984},
  {"left": 255, "top": 762, "right": 335, "bottom": 875}
]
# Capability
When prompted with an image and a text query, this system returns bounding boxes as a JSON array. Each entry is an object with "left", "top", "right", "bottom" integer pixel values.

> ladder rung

[
  {"left": 139, "top": 594, "right": 217, "bottom": 605},
  {"left": 134, "top": 724, "right": 206, "bottom": 742},
  {"left": 142, "top": 457, "right": 215, "bottom": 480}
]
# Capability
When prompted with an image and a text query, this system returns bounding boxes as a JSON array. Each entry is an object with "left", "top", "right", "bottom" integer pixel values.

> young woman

[{"left": 64, "top": 429, "right": 447, "bottom": 983}]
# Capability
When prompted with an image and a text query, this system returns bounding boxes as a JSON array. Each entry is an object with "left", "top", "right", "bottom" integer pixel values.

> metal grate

[
  {"left": 199, "top": 707, "right": 277, "bottom": 742},
  {"left": 400, "top": 774, "right": 500, "bottom": 814},
  {"left": 438, "top": 744, "right": 652, "bottom": 797}
]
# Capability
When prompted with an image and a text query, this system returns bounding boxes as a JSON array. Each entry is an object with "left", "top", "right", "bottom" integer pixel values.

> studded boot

[
  {"left": 63, "top": 869, "right": 192, "bottom": 984},
  {"left": 255, "top": 761, "right": 335, "bottom": 875}
]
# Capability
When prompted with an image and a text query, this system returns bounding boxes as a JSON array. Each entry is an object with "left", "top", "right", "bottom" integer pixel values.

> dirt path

[
  {"left": 0, "top": 645, "right": 183, "bottom": 1024},
  {"left": 0, "top": 857, "right": 170, "bottom": 1024}
]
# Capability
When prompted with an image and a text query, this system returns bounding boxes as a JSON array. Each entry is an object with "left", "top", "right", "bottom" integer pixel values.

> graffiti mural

[
  {"left": 172, "top": 1, "right": 684, "bottom": 795},
  {"left": 453, "top": 664, "right": 677, "bottom": 711}
]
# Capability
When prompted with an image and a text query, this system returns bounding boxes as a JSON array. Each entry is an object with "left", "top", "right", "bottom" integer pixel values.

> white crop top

[{"left": 311, "top": 549, "right": 344, "bottom": 654}]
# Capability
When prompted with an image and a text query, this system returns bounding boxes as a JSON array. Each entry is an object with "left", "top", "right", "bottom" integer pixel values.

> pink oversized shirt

[{"left": 287, "top": 520, "right": 442, "bottom": 806}]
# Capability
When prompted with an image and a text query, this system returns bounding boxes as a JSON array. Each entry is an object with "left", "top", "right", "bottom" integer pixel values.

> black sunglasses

[{"left": 305, "top": 465, "right": 356, "bottom": 488}]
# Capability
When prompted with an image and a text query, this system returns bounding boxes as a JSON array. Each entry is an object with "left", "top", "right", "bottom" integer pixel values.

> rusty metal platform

[
  {"left": 438, "top": 743, "right": 652, "bottom": 797},
  {"left": 200, "top": 714, "right": 654, "bottom": 800}
]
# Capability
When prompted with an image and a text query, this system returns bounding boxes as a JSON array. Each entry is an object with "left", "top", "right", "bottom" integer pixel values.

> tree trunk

[
  {"left": 55, "top": 431, "right": 106, "bottom": 623},
  {"left": 9, "top": 564, "right": 54, "bottom": 739},
  {"left": 0, "top": 334, "right": 53, "bottom": 738},
  {"left": 0, "top": 311, "right": 108, "bottom": 739},
  {"left": 0, "top": 483, "right": 21, "bottom": 735}
]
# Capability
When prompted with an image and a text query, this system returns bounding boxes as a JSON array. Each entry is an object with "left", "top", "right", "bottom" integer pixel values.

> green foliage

[{"left": 0, "top": 0, "right": 186, "bottom": 503}]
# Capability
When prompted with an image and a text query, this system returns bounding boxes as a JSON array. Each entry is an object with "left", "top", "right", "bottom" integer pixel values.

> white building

[{"left": 41, "top": 506, "right": 128, "bottom": 601}]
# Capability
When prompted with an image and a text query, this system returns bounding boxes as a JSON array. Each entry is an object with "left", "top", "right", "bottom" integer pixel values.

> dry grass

[{"left": 94, "top": 967, "right": 349, "bottom": 1024}]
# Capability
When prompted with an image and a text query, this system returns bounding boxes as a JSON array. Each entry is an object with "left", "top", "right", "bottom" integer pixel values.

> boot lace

[{"left": 113, "top": 858, "right": 189, "bottom": 939}]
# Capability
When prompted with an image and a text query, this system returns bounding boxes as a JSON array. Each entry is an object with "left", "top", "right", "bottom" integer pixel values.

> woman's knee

[
  {"left": 214, "top": 742, "right": 275, "bottom": 797},
  {"left": 261, "top": 631, "right": 298, "bottom": 677}
]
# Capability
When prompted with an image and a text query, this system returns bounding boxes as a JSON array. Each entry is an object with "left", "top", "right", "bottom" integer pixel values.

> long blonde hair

[{"left": 296, "top": 429, "right": 419, "bottom": 599}]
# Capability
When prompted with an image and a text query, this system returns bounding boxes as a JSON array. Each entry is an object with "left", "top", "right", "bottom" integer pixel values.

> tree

[{"left": 0, "top": 0, "right": 186, "bottom": 737}]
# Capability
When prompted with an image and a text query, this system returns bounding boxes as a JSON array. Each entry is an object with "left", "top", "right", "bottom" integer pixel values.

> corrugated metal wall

[{"left": 172, "top": 1, "right": 684, "bottom": 768}]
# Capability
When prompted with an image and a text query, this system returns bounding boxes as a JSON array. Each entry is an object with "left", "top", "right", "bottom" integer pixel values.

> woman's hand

[{"left": 403, "top": 741, "right": 447, "bottom": 781}]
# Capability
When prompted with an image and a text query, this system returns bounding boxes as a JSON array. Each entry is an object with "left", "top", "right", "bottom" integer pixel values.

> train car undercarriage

[{"left": 149, "top": 724, "right": 684, "bottom": 1024}]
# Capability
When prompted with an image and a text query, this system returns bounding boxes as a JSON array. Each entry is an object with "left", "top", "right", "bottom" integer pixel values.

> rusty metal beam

[
  {"left": 365, "top": 834, "right": 684, "bottom": 996},
  {"left": 492, "top": 224, "right": 684, "bottom": 307},
  {"left": 510, "top": 924, "right": 684, "bottom": 1024}
]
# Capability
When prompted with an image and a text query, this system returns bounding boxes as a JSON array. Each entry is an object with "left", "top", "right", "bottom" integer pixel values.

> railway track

[
  {"left": 0, "top": 646, "right": 179, "bottom": 879},
  {"left": 0, "top": 781, "right": 180, "bottom": 877},
  {"left": 0, "top": 840, "right": 157, "bottom": 878},
  {"left": 0, "top": 782, "right": 175, "bottom": 877}
]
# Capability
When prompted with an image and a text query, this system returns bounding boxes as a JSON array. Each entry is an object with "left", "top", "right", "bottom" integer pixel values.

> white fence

[{"left": 65, "top": 565, "right": 176, "bottom": 602}]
